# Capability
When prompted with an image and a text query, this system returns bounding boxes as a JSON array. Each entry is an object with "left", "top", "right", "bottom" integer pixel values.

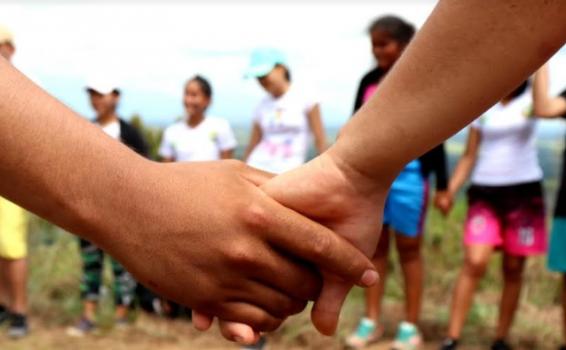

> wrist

[
  {"left": 74, "top": 155, "right": 153, "bottom": 252},
  {"left": 323, "top": 146, "right": 391, "bottom": 198}
]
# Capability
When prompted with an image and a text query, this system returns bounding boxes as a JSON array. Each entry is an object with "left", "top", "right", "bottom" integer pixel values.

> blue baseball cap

[{"left": 244, "top": 48, "right": 287, "bottom": 79}]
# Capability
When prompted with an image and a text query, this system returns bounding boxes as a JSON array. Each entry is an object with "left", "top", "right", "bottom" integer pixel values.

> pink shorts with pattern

[{"left": 464, "top": 182, "right": 547, "bottom": 256}]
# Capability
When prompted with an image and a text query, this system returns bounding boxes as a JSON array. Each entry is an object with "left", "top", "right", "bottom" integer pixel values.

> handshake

[{"left": 110, "top": 151, "right": 391, "bottom": 345}]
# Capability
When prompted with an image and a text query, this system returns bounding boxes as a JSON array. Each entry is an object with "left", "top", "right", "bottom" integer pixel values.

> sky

[{"left": 2, "top": 1, "right": 566, "bottom": 132}]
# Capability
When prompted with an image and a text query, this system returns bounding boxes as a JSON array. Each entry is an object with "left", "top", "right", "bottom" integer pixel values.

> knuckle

[
  {"left": 241, "top": 203, "right": 271, "bottom": 231},
  {"left": 227, "top": 241, "right": 258, "bottom": 268},
  {"left": 310, "top": 232, "right": 333, "bottom": 259}
]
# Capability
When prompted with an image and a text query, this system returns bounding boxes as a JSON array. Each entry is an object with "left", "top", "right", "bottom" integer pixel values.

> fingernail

[{"left": 360, "top": 269, "right": 379, "bottom": 287}]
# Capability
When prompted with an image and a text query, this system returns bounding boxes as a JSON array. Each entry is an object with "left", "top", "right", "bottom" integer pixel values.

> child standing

[
  {"left": 159, "top": 75, "right": 237, "bottom": 162},
  {"left": 67, "top": 79, "right": 148, "bottom": 337},
  {"left": 439, "top": 81, "right": 547, "bottom": 350},
  {"left": 243, "top": 48, "right": 327, "bottom": 174},
  {"left": 346, "top": 16, "right": 449, "bottom": 350}
]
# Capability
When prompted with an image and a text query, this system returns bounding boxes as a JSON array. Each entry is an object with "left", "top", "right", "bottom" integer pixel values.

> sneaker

[
  {"left": 491, "top": 339, "right": 513, "bottom": 350},
  {"left": 241, "top": 335, "right": 268, "bottom": 350},
  {"left": 345, "top": 317, "right": 384, "bottom": 349},
  {"left": 391, "top": 322, "right": 423, "bottom": 350},
  {"left": 66, "top": 317, "right": 96, "bottom": 337},
  {"left": 8, "top": 313, "right": 28, "bottom": 339},
  {"left": 439, "top": 338, "right": 459, "bottom": 350},
  {"left": 0, "top": 305, "right": 9, "bottom": 325}
]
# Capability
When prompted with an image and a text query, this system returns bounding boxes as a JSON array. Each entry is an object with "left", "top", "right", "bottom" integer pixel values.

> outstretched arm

[
  {"left": 0, "top": 58, "right": 378, "bottom": 338},
  {"left": 207, "top": 0, "right": 566, "bottom": 341}
]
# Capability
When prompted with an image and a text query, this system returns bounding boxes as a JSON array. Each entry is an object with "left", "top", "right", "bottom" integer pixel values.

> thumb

[{"left": 311, "top": 276, "right": 354, "bottom": 336}]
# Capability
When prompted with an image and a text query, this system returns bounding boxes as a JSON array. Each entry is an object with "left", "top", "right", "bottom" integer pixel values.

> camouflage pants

[{"left": 79, "top": 239, "right": 136, "bottom": 307}]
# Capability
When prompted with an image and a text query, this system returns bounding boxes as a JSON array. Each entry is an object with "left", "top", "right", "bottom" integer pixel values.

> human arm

[
  {"left": 192, "top": 0, "right": 566, "bottom": 338},
  {"left": 532, "top": 63, "right": 566, "bottom": 118},
  {"left": 445, "top": 127, "right": 481, "bottom": 207},
  {"left": 0, "top": 57, "right": 378, "bottom": 337},
  {"left": 423, "top": 143, "right": 451, "bottom": 215},
  {"left": 307, "top": 104, "right": 328, "bottom": 154},
  {"left": 243, "top": 122, "right": 262, "bottom": 162}
]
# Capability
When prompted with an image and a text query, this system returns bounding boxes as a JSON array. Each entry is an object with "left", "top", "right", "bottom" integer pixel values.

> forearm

[
  {"left": 533, "top": 63, "right": 551, "bottom": 116},
  {"left": 447, "top": 156, "right": 475, "bottom": 197},
  {"left": 308, "top": 105, "right": 328, "bottom": 154},
  {"left": 533, "top": 63, "right": 566, "bottom": 118},
  {"left": 243, "top": 128, "right": 261, "bottom": 161},
  {"left": 330, "top": 0, "right": 566, "bottom": 184},
  {"left": 0, "top": 58, "right": 150, "bottom": 249}
]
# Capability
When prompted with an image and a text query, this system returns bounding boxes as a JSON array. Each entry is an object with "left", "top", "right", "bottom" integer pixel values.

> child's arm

[
  {"left": 447, "top": 128, "right": 481, "bottom": 201},
  {"left": 533, "top": 63, "right": 566, "bottom": 118},
  {"left": 307, "top": 104, "right": 328, "bottom": 154},
  {"left": 330, "top": 0, "right": 566, "bottom": 185},
  {"left": 242, "top": 122, "right": 262, "bottom": 162}
]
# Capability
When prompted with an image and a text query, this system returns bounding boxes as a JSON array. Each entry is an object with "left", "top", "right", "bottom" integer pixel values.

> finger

[
  {"left": 264, "top": 201, "right": 378, "bottom": 287},
  {"left": 192, "top": 310, "right": 213, "bottom": 331},
  {"left": 246, "top": 246, "right": 323, "bottom": 302},
  {"left": 233, "top": 279, "right": 308, "bottom": 319},
  {"left": 217, "top": 320, "right": 259, "bottom": 345},
  {"left": 311, "top": 277, "right": 353, "bottom": 336},
  {"left": 241, "top": 163, "right": 275, "bottom": 187},
  {"left": 216, "top": 302, "right": 285, "bottom": 333}
]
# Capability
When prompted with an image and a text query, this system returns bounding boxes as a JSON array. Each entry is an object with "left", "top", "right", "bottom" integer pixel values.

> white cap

[
  {"left": 85, "top": 76, "right": 120, "bottom": 95},
  {"left": 0, "top": 24, "right": 14, "bottom": 45}
]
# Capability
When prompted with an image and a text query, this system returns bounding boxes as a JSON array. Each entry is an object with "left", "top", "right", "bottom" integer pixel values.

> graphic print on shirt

[{"left": 260, "top": 107, "right": 296, "bottom": 159}]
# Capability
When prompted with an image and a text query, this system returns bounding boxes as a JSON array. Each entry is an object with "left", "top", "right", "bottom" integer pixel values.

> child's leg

[
  {"left": 79, "top": 239, "right": 104, "bottom": 321},
  {"left": 495, "top": 253, "right": 526, "bottom": 339},
  {"left": 395, "top": 233, "right": 423, "bottom": 324},
  {"left": 366, "top": 226, "right": 390, "bottom": 322},
  {"left": 447, "top": 244, "right": 494, "bottom": 339},
  {"left": 110, "top": 255, "right": 136, "bottom": 320}
]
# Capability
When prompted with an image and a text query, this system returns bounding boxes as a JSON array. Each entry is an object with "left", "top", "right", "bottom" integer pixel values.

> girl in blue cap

[{"left": 243, "top": 48, "right": 327, "bottom": 175}]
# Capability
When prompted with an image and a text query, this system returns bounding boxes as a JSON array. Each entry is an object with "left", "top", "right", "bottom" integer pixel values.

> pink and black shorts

[{"left": 464, "top": 181, "right": 547, "bottom": 256}]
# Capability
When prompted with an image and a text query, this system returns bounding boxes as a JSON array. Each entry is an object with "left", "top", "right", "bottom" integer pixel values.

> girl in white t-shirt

[
  {"left": 438, "top": 81, "right": 547, "bottom": 350},
  {"left": 159, "top": 76, "right": 237, "bottom": 162},
  {"left": 243, "top": 48, "right": 327, "bottom": 174}
]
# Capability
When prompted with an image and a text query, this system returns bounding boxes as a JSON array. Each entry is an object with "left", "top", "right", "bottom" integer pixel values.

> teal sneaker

[
  {"left": 391, "top": 322, "right": 422, "bottom": 350},
  {"left": 345, "top": 317, "right": 383, "bottom": 349}
]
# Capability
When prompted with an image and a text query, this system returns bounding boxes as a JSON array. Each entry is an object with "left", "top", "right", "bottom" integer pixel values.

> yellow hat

[{"left": 0, "top": 25, "right": 14, "bottom": 45}]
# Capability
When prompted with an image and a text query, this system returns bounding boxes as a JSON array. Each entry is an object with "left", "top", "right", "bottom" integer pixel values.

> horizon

[{"left": 3, "top": 2, "right": 566, "bottom": 130}]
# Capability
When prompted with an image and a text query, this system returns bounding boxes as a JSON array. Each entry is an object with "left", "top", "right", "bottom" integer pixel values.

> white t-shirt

[
  {"left": 98, "top": 120, "right": 121, "bottom": 140},
  {"left": 470, "top": 91, "right": 543, "bottom": 186},
  {"left": 246, "top": 87, "right": 318, "bottom": 174},
  {"left": 158, "top": 117, "right": 237, "bottom": 162}
]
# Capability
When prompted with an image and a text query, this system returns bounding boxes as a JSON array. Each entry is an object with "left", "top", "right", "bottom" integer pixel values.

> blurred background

[{"left": 1, "top": 1, "right": 566, "bottom": 349}]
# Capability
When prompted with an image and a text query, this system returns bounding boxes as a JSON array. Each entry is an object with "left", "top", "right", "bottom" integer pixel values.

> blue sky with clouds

[{"left": 3, "top": 1, "right": 566, "bottom": 133}]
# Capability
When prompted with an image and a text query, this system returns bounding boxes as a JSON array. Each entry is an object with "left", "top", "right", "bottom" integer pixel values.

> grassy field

[
  {"left": 0, "top": 196, "right": 559, "bottom": 349},
  {"left": 1, "top": 122, "right": 564, "bottom": 349}
]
